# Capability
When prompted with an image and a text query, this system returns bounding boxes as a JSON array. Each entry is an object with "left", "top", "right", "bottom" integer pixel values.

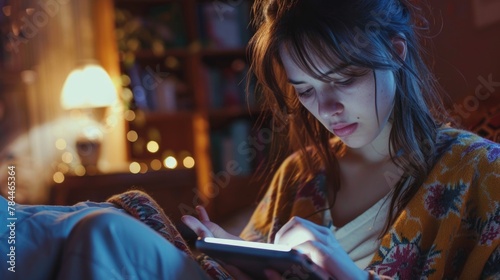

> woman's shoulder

[
  {"left": 276, "top": 143, "right": 331, "bottom": 175},
  {"left": 274, "top": 149, "right": 313, "bottom": 184},
  {"left": 272, "top": 146, "right": 328, "bottom": 190},
  {"left": 436, "top": 126, "right": 500, "bottom": 160},
  {"left": 428, "top": 126, "right": 499, "bottom": 186}
]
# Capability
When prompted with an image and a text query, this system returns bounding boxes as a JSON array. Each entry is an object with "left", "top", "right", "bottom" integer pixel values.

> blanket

[{"left": 107, "top": 190, "right": 233, "bottom": 280}]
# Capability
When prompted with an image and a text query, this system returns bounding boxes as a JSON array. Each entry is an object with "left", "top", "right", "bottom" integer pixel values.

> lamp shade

[{"left": 61, "top": 64, "right": 117, "bottom": 109}]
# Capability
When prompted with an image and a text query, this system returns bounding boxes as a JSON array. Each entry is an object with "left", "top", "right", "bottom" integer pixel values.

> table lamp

[{"left": 60, "top": 63, "right": 117, "bottom": 173}]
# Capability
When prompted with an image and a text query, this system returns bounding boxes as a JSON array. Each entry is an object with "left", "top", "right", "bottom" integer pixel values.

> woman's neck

[{"left": 344, "top": 123, "right": 393, "bottom": 164}]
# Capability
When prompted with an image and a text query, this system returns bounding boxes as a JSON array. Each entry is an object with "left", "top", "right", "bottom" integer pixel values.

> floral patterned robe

[{"left": 240, "top": 128, "right": 500, "bottom": 279}]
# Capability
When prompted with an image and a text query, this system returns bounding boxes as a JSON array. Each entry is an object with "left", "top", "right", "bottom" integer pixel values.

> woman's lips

[{"left": 331, "top": 123, "right": 358, "bottom": 137}]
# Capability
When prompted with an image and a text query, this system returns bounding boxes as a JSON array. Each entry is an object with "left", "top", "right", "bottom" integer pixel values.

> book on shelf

[
  {"left": 124, "top": 62, "right": 191, "bottom": 112},
  {"left": 200, "top": 64, "right": 250, "bottom": 110},
  {"left": 126, "top": 63, "right": 151, "bottom": 111},
  {"left": 210, "top": 120, "right": 253, "bottom": 176},
  {"left": 197, "top": 1, "right": 251, "bottom": 49}
]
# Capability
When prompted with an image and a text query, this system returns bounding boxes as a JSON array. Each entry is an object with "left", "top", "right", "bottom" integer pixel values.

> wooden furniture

[
  {"left": 51, "top": 169, "right": 197, "bottom": 218},
  {"left": 50, "top": 167, "right": 263, "bottom": 224}
]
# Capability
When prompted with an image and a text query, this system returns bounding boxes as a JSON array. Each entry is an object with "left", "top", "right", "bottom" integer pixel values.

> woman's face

[{"left": 280, "top": 47, "right": 396, "bottom": 150}]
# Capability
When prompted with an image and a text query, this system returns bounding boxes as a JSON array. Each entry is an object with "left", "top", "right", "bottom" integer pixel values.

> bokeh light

[
  {"left": 55, "top": 138, "right": 67, "bottom": 150},
  {"left": 163, "top": 156, "right": 177, "bottom": 169},
  {"left": 53, "top": 172, "right": 65, "bottom": 183},
  {"left": 151, "top": 159, "right": 162, "bottom": 170},
  {"left": 183, "top": 156, "right": 195, "bottom": 168},
  {"left": 147, "top": 141, "right": 159, "bottom": 153},
  {"left": 127, "top": 130, "right": 138, "bottom": 142},
  {"left": 129, "top": 162, "right": 141, "bottom": 174}
]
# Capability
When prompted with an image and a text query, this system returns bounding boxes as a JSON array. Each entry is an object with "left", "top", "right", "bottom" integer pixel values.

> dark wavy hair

[{"left": 247, "top": 0, "right": 451, "bottom": 235}]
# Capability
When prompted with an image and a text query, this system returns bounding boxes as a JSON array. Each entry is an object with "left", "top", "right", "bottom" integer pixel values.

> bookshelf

[{"left": 112, "top": 0, "right": 262, "bottom": 221}]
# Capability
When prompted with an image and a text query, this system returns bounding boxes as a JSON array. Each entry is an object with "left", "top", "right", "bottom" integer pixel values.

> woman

[
  {"left": 183, "top": 0, "right": 500, "bottom": 279},
  {"left": 2, "top": 0, "right": 497, "bottom": 279}
]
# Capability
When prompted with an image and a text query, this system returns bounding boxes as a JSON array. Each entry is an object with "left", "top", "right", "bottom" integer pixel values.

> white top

[{"left": 323, "top": 194, "right": 391, "bottom": 269}]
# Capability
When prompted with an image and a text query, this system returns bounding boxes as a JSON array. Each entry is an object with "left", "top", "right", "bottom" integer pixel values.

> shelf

[
  {"left": 123, "top": 48, "right": 247, "bottom": 63},
  {"left": 131, "top": 49, "right": 191, "bottom": 59},
  {"left": 138, "top": 110, "right": 196, "bottom": 121},
  {"left": 208, "top": 107, "right": 259, "bottom": 130},
  {"left": 113, "top": 0, "right": 260, "bottom": 220},
  {"left": 127, "top": 112, "right": 197, "bottom": 159},
  {"left": 114, "top": 0, "right": 184, "bottom": 11},
  {"left": 200, "top": 48, "right": 247, "bottom": 58},
  {"left": 209, "top": 107, "right": 258, "bottom": 118},
  {"left": 200, "top": 49, "right": 248, "bottom": 68},
  {"left": 116, "top": 0, "right": 179, "bottom": 3}
]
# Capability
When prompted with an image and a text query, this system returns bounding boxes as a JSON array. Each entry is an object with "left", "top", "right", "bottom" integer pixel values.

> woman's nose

[{"left": 318, "top": 95, "right": 344, "bottom": 118}]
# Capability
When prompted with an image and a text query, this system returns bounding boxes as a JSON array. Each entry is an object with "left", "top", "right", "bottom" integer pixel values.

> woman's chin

[{"left": 338, "top": 137, "right": 367, "bottom": 149}]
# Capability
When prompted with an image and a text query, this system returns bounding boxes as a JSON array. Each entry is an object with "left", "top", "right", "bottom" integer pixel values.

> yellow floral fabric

[{"left": 240, "top": 128, "right": 500, "bottom": 279}]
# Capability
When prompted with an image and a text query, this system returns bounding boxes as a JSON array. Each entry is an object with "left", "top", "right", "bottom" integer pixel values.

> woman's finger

[
  {"left": 294, "top": 241, "right": 329, "bottom": 269},
  {"left": 294, "top": 240, "right": 353, "bottom": 279},
  {"left": 274, "top": 216, "right": 300, "bottom": 244},
  {"left": 181, "top": 215, "right": 214, "bottom": 238},
  {"left": 193, "top": 205, "right": 240, "bottom": 239},
  {"left": 183, "top": 215, "right": 241, "bottom": 240},
  {"left": 196, "top": 205, "right": 211, "bottom": 222},
  {"left": 275, "top": 216, "right": 333, "bottom": 247},
  {"left": 275, "top": 219, "right": 320, "bottom": 247}
]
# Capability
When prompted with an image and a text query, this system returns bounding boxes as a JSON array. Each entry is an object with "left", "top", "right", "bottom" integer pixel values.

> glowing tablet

[{"left": 196, "top": 237, "right": 330, "bottom": 280}]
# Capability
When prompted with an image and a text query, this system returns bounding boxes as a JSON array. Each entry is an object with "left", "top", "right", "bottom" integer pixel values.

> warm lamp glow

[{"left": 61, "top": 64, "right": 117, "bottom": 109}]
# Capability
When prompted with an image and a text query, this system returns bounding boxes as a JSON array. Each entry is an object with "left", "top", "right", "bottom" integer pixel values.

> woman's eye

[
  {"left": 297, "top": 88, "right": 314, "bottom": 98},
  {"left": 335, "top": 77, "right": 354, "bottom": 86}
]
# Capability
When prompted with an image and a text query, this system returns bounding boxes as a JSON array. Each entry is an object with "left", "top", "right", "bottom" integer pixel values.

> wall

[{"left": 429, "top": 0, "right": 500, "bottom": 127}]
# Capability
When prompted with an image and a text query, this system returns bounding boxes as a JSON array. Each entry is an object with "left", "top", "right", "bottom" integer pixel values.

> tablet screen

[
  {"left": 202, "top": 237, "right": 292, "bottom": 251},
  {"left": 196, "top": 237, "right": 329, "bottom": 280}
]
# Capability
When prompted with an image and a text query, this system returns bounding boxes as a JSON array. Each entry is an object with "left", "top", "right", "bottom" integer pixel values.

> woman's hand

[
  {"left": 274, "top": 216, "right": 369, "bottom": 280},
  {"left": 181, "top": 205, "right": 241, "bottom": 240},
  {"left": 182, "top": 206, "right": 284, "bottom": 279}
]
